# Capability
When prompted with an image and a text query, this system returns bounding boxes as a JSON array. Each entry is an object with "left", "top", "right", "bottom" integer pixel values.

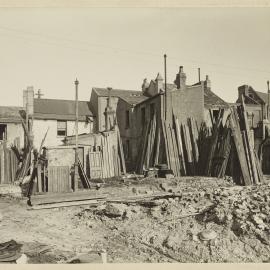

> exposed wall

[{"left": 33, "top": 119, "right": 92, "bottom": 149}]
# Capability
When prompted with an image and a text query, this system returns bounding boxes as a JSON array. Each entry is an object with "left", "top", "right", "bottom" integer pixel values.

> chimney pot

[{"left": 180, "top": 66, "right": 183, "bottom": 72}]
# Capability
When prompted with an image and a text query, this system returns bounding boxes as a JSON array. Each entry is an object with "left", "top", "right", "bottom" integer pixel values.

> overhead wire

[{"left": 0, "top": 25, "right": 269, "bottom": 83}]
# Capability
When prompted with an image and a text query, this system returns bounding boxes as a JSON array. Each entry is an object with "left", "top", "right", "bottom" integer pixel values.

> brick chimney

[
  {"left": 238, "top": 85, "right": 250, "bottom": 101},
  {"left": 204, "top": 75, "right": 211, "bottom": 89},
  {"left": 23, "top": 86, "right": 34, "bottom": 115},
  {"left": 174, "top": 66, "right": 186, "bottom": 89},
  {"left": 155, "top": 73, "right": 163, "bottom": 93},
  {"left": 142, "top": 78, "right": 149, "bottom": 94}
]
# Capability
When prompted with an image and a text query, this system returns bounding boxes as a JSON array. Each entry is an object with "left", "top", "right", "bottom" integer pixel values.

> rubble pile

[
  {"left": 73, "top": 178, "right": 270, "bottom": 262},
  {"left": 206, "top": 184, "right": 270, "bottom": 244}
]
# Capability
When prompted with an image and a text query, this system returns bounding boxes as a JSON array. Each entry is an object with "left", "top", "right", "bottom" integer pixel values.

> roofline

[
  {"left": 0, "top": 119, "right": 22, "bottom": 123},
  {"left": 34, "top": 114, "right": 94, "bottom": 121},
  {"left": 34, "top": 98, "right": 90, "bottom": 103},
  {"left": 135, "top": 92, "right": 163, "bottom": 107},
  {"left": 92, "top": 87, "right": 141, "bottom": 97}
]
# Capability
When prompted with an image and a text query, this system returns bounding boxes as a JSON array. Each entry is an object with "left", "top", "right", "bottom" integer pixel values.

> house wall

[
  {"left": 89, "top": 90, "right": 99, "bottom": 131},
  {"left": 33, "top": 119, "right": 92, "bottom": 149},
  {"left": 64, "top": 130, "right": 117, "bottom": 148},
  {"left": 1, "top": 122, "right": 24, "bottom": 148},
  {"left": 244, "top": 104, "right": 263, "bottom": 128},
  {"left": 98, "top": 96, "right": 119, "bottom": 131},
  {"left": 204, "top": 108, "right": 231, "bottom": 128},
  {"left": 116, "top": 99, "right": 136, "bottom": 171},
  {"left": 167, "top": 85, "right": 205, "bottom": 126},
  {"left": 128, "top": 95, "right": 163, "bottom": 171}
]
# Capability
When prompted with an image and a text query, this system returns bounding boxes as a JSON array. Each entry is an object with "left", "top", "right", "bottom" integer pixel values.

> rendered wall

[{"left": 33, "top": 119, "right": 92, "bottom": 149}]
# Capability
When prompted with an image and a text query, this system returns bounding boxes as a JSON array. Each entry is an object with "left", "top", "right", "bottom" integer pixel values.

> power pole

[
  {"left": 267, "top": 81, "right": 270, "bottom": 120},
  {"left": 164, "top": 54, "right": 167, "bottom": 120},
  {"left": 74, "top": 78, "right": 79, "bottom": 191}
]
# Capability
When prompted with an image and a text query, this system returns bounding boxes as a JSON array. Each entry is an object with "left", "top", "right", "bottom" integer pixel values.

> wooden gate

[
  {"left": 88, "top": 151, "right": 102, "bottom": 179},
  {"left": 47, "top": 166, "right": 71, "bottom": 193}
]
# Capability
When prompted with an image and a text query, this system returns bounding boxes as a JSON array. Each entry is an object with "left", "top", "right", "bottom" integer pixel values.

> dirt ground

[{"left": 0, "top": 176, "right": 270, "bottom": 263}]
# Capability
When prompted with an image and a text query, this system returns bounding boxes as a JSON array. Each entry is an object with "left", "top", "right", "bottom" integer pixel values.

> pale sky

[{"left": 0, "top": 8, "right": 269, "bottom": 106}]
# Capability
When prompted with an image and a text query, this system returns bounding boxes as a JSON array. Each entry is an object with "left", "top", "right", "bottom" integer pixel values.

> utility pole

[
  {"left": 74, "top": 78, "right": 79, "bottom": 191},
  {"left": 198, "top": 68, "right": 201, "bottom": 82},
  {"left": 164, "top": 54, "right": 167, "bottom": 120},
  {"left": 267, "top": 80, "right": 270, "bottom": 120},
  {"left": 35, "top": 89, "right": 44, "bottom": 99}
]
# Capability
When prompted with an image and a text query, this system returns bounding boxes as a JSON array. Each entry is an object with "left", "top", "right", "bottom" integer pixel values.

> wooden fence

[
  {"left": 0, "top": 141, "right": 19, "bottom": 184},
  {"left": 47, "top": 166, "right": 71, "bottom": 193}
]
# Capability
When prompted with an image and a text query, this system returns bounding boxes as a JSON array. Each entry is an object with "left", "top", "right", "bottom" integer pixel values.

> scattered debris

[
  {"left": 0, "top": 240, "right": 23, "bottom": 263},
  {"left": 199, "top": 229, "right": 217, "bottom": 241}
]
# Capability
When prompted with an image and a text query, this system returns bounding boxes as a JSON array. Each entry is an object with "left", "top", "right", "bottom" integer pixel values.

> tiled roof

[
  {"left": 93, "top": 87, "right": 148, "bottom": 105},
  {"left": 204, "top": 87, "right": 228, "bottom": 108},
  {"left": 254, "top": 91, "right": 267, "bottom": 104},
  {"left": 0, "top": 106, "right": 23, "bottom": 123},
  {"left": 34, "top": 98, "right": 93, "bottom": 121}
]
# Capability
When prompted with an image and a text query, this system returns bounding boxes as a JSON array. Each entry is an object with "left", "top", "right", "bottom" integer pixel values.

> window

[
  {"left": 141, "top": 107, "right": 146, "bottom": 126},
  {"left": 57, "top": 120, "right": 67, "bottom": 136},
  {"left": 150, "top": 103, "right": 155, "bottom": 119},
  {"left": 125, "top": 110, "right": 130, "bottom": 129}
]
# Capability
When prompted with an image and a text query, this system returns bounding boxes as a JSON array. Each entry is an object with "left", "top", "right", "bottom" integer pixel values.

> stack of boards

[{"left": 136, "top": 96, "right": 263, "bottom": 186}]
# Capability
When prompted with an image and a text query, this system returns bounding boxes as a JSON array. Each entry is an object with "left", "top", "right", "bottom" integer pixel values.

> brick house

[{"left": 90, "top": 66, "right": 228, "bottom": 171}]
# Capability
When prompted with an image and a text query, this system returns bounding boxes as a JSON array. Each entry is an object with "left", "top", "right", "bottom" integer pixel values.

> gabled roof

[
  {"left": 254, "top": 91, "right": 268, "bottom": 104},
  {"left": 92, "top": 87, "right": 148, "bottom": 105},
  {"left": 236, "top": 85, "right": 266, "bottom": 104},
  {"left": 0, "top": 106, "right": 23, "bottom": 123},
  {"left": 204, "top": 87, "right": 229, "bottom": 109},
  {"left": 34, "top": 98, "right": 93, "bottom": 121}
]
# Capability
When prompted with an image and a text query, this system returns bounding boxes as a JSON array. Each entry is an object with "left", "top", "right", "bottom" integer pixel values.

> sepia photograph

[{"left": 0, "top": 1, "right": 270, "bottom": 264}]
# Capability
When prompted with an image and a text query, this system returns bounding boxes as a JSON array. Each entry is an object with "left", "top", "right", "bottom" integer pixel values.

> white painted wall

[
  {"left": 33, "top": 119, "right": 92, "bottom": 149},
  {"left": 5, "top": 123, "right": 25, "bottom": 148}
]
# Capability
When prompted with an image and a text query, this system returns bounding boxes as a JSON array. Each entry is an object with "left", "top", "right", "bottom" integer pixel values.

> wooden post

[{"left": 74, "top": 79, "right": 79, "bottom": 191}]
